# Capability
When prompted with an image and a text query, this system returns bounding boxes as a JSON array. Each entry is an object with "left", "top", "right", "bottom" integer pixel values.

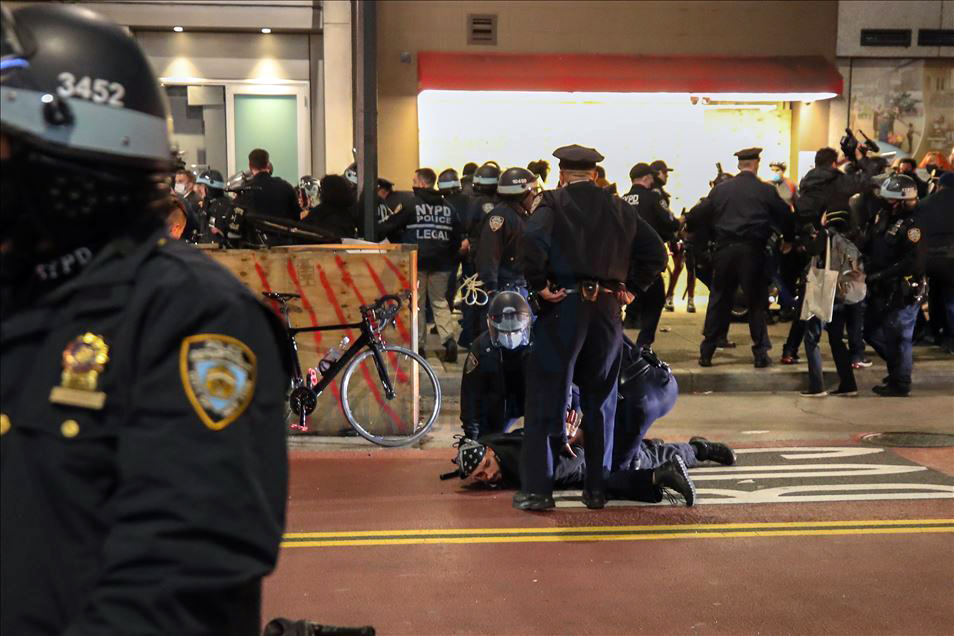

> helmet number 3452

[{"left": 57, "top": 72, "right": 125, "bottom": 107}]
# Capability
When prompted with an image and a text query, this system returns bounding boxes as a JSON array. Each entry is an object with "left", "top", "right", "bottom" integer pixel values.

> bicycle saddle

[{"left": 262, "top": 291, "right": 301, "bottom": 302}]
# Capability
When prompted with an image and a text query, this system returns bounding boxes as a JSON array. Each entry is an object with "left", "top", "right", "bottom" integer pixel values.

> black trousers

[
  {"left": 521, "top": 294, "right": 623, "bottom": 496},
  {"left": 634, "top": 275, "right": 666, "bottom": 347},
  {"left": 701, "top": 243, "right": 771, "bottom": 358},
  {"left": 804, "top": 310, "right": 857, "bottom": 393}
]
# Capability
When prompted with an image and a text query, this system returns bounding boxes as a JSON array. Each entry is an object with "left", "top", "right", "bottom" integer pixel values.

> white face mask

[
  {"left": 174, "top": 182, "right": 187, "bottom": 195},
  {"left": 496, "top": 329, "right": 529, "bottom": 350}
]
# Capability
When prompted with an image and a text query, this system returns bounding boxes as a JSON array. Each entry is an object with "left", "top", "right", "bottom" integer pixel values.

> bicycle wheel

[{"left": 340, "top": 344, "right": 441, "bottom": 447}]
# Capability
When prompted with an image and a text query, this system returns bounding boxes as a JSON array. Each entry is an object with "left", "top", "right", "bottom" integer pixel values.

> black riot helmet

[
  {"left": 437, "top": 168, "right": 461, "bottom": 194},
  {"left": 497, "top": 167, "right": 539, "bottom": 198},
  {"left": 473, "top": 161, "right": 500, "bottom": 194},
  {"left": 1, "top": 4, "right": 175, "bottom": 252},
  {"left": 486, "top": 291, "right": 532, "bottom": 350}
]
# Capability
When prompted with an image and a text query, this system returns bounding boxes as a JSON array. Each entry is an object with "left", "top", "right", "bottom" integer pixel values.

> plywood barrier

[{"left": 202, "top": 244, "right": 419, "bottom": 435}]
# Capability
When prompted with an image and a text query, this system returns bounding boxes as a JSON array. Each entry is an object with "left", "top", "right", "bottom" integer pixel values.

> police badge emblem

[
  {"left": 906, "top": 227, "right": 921, "bottom": 243},
  {"left": 464, "top": 351, "right": 479, "bottom": 374},
  {"left": 488, "top": 215, "right": 505, "bottom": 232},
  {"left": 482, "top": 202, "right": 494, "bottom": 214},
  {"left": 49, "top": 333, "right": 110, "bottom": 410},
  {"left": 180, "top": 334, "right": 256, "bottom": 430}
]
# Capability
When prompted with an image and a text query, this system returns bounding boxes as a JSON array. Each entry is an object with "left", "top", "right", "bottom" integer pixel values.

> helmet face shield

[{"left": 486, "top": 291, "right": 532, "bottom": 350}]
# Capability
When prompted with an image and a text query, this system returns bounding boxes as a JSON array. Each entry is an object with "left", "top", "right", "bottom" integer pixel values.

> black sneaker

[
  {"left": 442, "top": 338, "right": 458, "bottom": 363},
  {"left": 512, "top": 491, "right": 555, "bottom": 511},
  {"left": 689, "top": 437, "right": 736, "bottom": 465},
  {"left": 698, "top": 356, "right": 713, "bottom": 368},
  {"left": 581, "top": 490, "right": 607, "bottom": 510},
  {"left": 754, "top": 355, "right": 771, "bottom": 368},
  {"left": 872, "top": 384, "right": 910, "bottom": 397},
  {"left": 830, "top": 388, "right": 858, "bottom": 397},
  {"left": 652, "top": 456, "right": 696, "bottom": 507}
]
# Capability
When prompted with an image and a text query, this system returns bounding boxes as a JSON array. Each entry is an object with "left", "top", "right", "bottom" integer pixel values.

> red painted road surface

[{"left": 263, "top": 444, "right": 954, "bottom": 635}]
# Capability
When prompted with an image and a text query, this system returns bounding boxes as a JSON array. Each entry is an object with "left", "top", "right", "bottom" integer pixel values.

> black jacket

[
  {"left": 459, "top": 332, "right": 528, "bottom": 439},
  {"left": 862, "top": 204, "right": 926, "bottom": 308},
  {"left": 476, "top": 200, "right": 529, "bottom": 290},
  {"left": 691, "top": 171, "right": 795, "bottom": 245},
  {"left": 622, "top": 184, "right": 681, "bottom": 243},
  {"left": 377, "top": 188, "right": 462, "bottom": 271},
  {"left": 0, "top": 228, "right": 289, "bottom": 635},
  {"left": 915, "top": 188, "right": 954, "bottom": 280},
  {"left": 520, "top": 181, "right": 668, "bottom": 292},
  {"left": 480, "top": 430, "right": 585, "bottom": 491},
  {"left": 795, "top": 165, "right": 871, "bottom": 228},
  {"left": 303, "top": 183, "right": 358, "bottom": 242},
  {"left": 235, "top": 172, "right": 301, "bottom": 223}
]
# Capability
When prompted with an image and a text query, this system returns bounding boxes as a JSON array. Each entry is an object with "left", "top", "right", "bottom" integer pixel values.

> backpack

[{"left": 829, "top": 231, "right": 866, "bottom": 304}]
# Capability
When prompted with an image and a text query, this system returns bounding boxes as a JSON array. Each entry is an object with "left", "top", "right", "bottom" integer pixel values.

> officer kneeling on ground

[
  {"left": 1, "top": 5, "right": 289, "bottom": 634},
  {"left": 861, "top": 174, "right": 927, "bottom": 397}
]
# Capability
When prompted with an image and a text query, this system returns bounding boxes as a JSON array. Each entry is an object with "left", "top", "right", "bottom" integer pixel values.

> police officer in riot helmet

[
  {"left": 516, "top": 144, "right": 668, "bottom": 511},
  {"left": 458, "top": 161, "right": 501, "bottom": 348},
  {"left": 687, "top": 147, "right": 796, "bottom": 368},
  {"left": 476, "top": 167, "right": 539, "bottom": 297},
  {"left": 861, "top": 174, "right": 927, "bottom": 396},
  {"left": 0, "top": 5, "right": 289, "bottom": 634},
  {"left": 459, "top": 292, "right": 533, "bottom": 439},
  {"left": 194, "top": 168, "right": 231, "bottom": 243}
]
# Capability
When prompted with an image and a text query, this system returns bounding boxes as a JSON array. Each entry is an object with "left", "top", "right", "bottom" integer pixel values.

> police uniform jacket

[
  {"left": 692, "top": 171, "right": 795, "bottom": 246},
  {"left": 863, "top": 206, "right": 926, "bottom": 306},
  {"left": 915, "top": 188, "right": 954, "bottom": 282},
  {"left": 520, "top": 181, "right": 668, "bottom": 292},
  {"left": 461, "top": 193, "right": 498, "bottom": 249},
  {"left": 622, "top": 184, "right": 680, "bottom": 243},
  {"left": 459, "top": 332, "right": 528, "bottom": 440},
  {"left": 235, "top": 171, "right": 301, "bottom": 223},
  {"left": 377, "top": 188, "right": 462, "bottom": 271},
  {"left": 476, "top": 200, "right": 528, "bottom": 290},
  {"left": 0, "top": 225, "right": 289, "bottom": 635}
]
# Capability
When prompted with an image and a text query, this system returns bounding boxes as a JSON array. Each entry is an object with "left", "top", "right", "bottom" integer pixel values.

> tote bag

[{"left": 800, "top": 235, "right": 839, "bottom": 323}]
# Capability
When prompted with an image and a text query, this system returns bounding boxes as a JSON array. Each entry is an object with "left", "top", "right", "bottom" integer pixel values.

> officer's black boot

[
  {"left": 442, "top": 338, "right": 458, "bottom": 363},
  {"left": 652, "top": 456, "right": 695, "bottom": 507},
  {"left": 581, "top": 490, "right": 607, "bottom": 510},
  {"left": 689, "top": 437, "right": 736, "bottom": 465}
]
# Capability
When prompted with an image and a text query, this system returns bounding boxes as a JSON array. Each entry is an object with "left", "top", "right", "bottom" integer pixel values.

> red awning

[{"left": 417, "top": 52, "right": 842, "bottom": 95}]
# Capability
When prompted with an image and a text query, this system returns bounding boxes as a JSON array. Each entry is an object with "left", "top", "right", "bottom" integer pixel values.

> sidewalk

[{"left": 422, "top": 302, "right": 954, "bottom": 395}]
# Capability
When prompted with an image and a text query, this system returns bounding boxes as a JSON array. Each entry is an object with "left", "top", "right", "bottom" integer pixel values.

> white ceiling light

[
  {"left": 173, "top": 26, "right": 184, "bottom": 32},
  {"left": 261, "top": 27, "right": 272, "bottom": 34}
]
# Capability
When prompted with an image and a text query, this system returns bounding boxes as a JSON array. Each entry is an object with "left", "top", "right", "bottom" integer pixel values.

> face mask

[
  {"left": 771, "top": 173, "right": 783, "bottom": 183},
  {"left": 174, "top": 182, "right": 186, "bottom": 195},
  {"left": 495, "top": 329, "right": 528, "bottom": 350}
]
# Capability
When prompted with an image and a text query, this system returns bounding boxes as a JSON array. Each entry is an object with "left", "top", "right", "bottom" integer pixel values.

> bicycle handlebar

[{"left": 363, "top": 290, "right": 411, "bottom": 331}]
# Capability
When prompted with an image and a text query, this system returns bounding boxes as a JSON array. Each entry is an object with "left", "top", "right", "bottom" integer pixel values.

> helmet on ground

[
  {"left": 298, "top": 175, "right": 321, "bottom": 209},
  {"left": 196, "top": 169, "right": 225, "bottom": 190},
  {"left": 437, "top": 168, "right": 461, "bottom": 193},
  {"left": 486, "top": 291, "right": 532, "bottom": 350},
  {"left": 473, "top": 161, "right": 500, "bottom": 189},
  {"left": 497, "top": 167, "right": 538, "bottom": 197},
  {"left": 878, "top": 174, "right": 918, "bottom": 201}
]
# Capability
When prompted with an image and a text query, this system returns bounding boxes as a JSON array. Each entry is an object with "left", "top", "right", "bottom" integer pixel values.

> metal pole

[{"left": 354, "top": 0, "right": 377, "bottom": 241}]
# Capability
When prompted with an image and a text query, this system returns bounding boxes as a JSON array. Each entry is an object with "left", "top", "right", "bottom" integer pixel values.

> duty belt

[{"left": 563, "top": 280, "right": 622, "bottom": 302}]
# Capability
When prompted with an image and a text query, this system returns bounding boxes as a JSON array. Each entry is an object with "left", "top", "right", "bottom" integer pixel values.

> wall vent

[
  {"left": 918, "top": 29, "right": 954, "bottom": 47},
  {"left": 468, "top": 14, "right": 497, "bottom": 45},
  {"left": 860, "top": 29, "right": 911, "bottom": 47}
]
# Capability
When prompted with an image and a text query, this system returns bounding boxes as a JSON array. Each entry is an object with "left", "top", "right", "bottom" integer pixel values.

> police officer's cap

[
  {"left": 196, "top": 169, "right": 225, "bottom": 190},
  {"left": 629, "top": 162, "right": 653, "bottom": 180},
  {"left": 650, "top": 160, "right": 674, "bottom": 173},
  {"left": 437, "top": 168, "right": 461, "bottom": 191},
  {"left": 734, "top": 147, "right": 763, "bottom": 161},
  {"left": 553, "top": 144, "right": 604, "bottom": 170}
]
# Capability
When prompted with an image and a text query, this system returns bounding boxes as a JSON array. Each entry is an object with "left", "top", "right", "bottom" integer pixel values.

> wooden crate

[{"left": 202, "top": 244, "right": 419, "bottom": 435}]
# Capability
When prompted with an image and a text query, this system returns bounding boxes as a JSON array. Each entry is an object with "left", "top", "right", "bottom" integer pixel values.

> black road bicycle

[{"left": 264, "top": 290, "right": 441, "bottom": 447}]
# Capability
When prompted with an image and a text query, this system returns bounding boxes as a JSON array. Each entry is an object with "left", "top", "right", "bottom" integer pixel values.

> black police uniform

[
  {"left": 458, "top": 193, "right": 499, "bottom": 346},
  {"left": 622, "top": 183, "right": 680, "bottom": 346},
  {"left": 688, "top": 153, "right": 795, "bottom": 363},
  {"left": 235, "top": 171, "right": 301, "bottom": 224},
  {"left": 0, "top": 228, "right": 290, "bottom": 635},
  {"left": 460, "top": 331, "right": 528, "bottom": 440},
  {"left": 862, "top": 205, "right": 926, "bottom": 392},
  {"left": 519, "top": 148, "right": 668, "bottom": 500},
  {"left": 476, "top": 200, "right": 529, "bottom": 294},
  {"left": 916, "top": 186, "right": 954, "bottom": 350}
]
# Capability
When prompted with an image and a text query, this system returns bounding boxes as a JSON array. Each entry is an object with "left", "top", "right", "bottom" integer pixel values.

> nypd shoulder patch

[
  {"left": 489, "top": 215, "right": 505, "bottom": 232},
  {"left": 179, "top": 334, "right": 257, "bottom": 431},
  {"left": 906, "top": 227, "right": 921, "bottom": 243},
  {"left": 464, "top": 351, "right": 479, "bottom": 374}
]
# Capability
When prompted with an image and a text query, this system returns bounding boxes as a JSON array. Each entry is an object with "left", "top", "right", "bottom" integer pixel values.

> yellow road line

[
  {"left": 280, "top": 519, "right": 954, "bottom": 548},
  {"left": 282, "top": 518, "right": 954, "bottom": 539}
]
